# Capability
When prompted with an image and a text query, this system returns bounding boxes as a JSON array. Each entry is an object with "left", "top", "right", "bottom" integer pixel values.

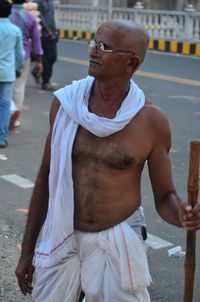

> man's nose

[{"left": 89, "top": 45, "right": 98, "bottom": 56}]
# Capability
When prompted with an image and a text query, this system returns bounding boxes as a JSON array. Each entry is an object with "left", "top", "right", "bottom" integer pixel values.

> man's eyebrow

[
  {"left": 101, "top": 41, "right": 112, "bottom": 48},
  {"left": 100, "top": 40, "right": 112, "bottom": 48}
]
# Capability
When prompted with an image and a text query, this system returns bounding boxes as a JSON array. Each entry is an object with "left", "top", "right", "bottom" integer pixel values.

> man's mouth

[{"left": 89, "top": 57, "right": 101, "bottom": 65}]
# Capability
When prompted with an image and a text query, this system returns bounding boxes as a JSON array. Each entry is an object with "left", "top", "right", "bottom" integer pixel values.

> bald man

[{"left": 15, "top": 20, "right": 200, "bottom": 302}]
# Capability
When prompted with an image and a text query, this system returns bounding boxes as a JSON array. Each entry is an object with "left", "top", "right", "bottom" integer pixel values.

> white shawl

[{"left": 34, "top": 75, "right": 145, "bottom": 268}]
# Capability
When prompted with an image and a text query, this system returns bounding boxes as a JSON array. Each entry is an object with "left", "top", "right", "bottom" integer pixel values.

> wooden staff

[{"left": 183, "top": 140, "right": 200, "bottom": 302}]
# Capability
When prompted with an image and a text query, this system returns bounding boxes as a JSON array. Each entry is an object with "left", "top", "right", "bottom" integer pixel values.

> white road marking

[
  {"left": 42, "top": 111, "right": 50, "bottom": 117},
  {"left": 16, "top": 208, "right": 29, "bottom": 214},
  {"left": 16, "top": 243, "right": 22, "bottom": 251},
  {"left": 1, "top": 174, "right": 34, "bottom": 188},
  {"left": 0, "top": 154, "right": 7, "bottom": 160},
  {"left": 168, "top": 95, "right": 200, "bottom": 101},
  {"left": 147, "top": 233, "right": 173, "bottom": 249}
]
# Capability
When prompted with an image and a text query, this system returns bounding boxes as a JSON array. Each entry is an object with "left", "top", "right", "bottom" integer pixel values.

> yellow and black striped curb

[
  {"left": 58, "top": 29, "right": 94, "bottom": 42},
  {"left": 57, "top": 29, "right": 200, "bottom": 57},
  {"left": 149, "top": 39, "right": 200, "bottom": 56}
]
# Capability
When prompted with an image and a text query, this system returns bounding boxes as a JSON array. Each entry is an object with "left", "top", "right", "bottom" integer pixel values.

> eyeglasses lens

[{"left": 88, "top": 40, "right": 105, "bottom": 55}]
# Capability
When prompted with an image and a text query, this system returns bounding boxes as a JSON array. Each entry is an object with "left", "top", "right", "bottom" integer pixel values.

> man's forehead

[
  {"left": 96, "top": 20, "right": 148, "bottom": 50},
  {"left": 96, "top": 23, "right": 125, "bottom": 39},
  {"left": 98, "top": 22, "right": 123, "bottom": 32},
  {"left": 97, "top": 21, "right": 137, "bottom": 39},
  {"left": 95, "top": 25, "right": 134, "bottom": 48}
]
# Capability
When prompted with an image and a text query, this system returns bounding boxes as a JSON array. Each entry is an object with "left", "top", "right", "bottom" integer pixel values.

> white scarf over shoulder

[{"left": 34, "top": 76, "right": 146, "bottom": 270}]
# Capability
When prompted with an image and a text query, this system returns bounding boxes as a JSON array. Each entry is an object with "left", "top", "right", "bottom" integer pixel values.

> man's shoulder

[
  {"left": 8, "top": 21, "right": 22, "bottom": 35},
  {"left": 143, "top": 98, "right": 169, "bottom": 128},
  {"left": 11, "top": 6, "right": 36, "bottom": 25},
  {"left": 144, "top": 98, "right": 166, "bottom": 116}
]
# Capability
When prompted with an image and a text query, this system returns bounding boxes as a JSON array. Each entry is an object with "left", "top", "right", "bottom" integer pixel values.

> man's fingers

[
  {"left": 17, "top": 275, "right": 33, "bottom": 295},
  {"left": 15, "top": 265, "right": 34, "bottom": 295},
  {"left": 25, "top": 266, "right": 35, "bottom": 293},
  {"left": 27, "top": 265, "right": 35, "bottom": 283},
  {"left": 16, "top": 274, "right": 29, "bottom": 295},
  {"left": 192, "top": 202, "right": 200, "bottom": 215},
  {"left": 183, "top": 220, "right": 200, "bottom": 231}
]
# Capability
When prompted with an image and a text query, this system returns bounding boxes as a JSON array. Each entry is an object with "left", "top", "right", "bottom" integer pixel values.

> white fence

[{"left": 54, "top": 2, "right": 200, "bottom": 42}]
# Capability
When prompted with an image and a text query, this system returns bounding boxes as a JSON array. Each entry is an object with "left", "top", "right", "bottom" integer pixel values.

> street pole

[
  {"left": 108, "top": 0, "right": 113, "bottom": 20},
  {"left": 183, "top": 140, "right": 200, "bottom": 302}
]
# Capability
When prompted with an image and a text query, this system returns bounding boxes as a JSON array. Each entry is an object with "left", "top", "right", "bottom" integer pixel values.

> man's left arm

[{"left": 147, "top": 107, "right": 200, "bottom": 231}]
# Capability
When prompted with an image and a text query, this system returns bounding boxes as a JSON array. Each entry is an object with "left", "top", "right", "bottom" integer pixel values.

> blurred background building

[
  {"left": 56, "top": 0, "right": 200, "bottom": 11},
  {"left": 53, "top": 0, "right": 200, "bottom": 56}
]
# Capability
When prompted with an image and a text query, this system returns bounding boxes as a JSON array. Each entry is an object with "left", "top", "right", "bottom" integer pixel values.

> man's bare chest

[{"left": 72, "top": 126, "right": 136, "bottom": 170}]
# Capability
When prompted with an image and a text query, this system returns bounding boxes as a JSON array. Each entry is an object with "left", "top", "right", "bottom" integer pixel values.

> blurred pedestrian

[
  {"left": 0, "top": 0, "right": 24, "bottom": 148},
  {"left": 35, "top": 0, "right": 58, "bottom": 91},
  {"left": 9, "top": 0, "right": 43, "bottom": 130},
  {"left": 23, "top": 1, "right": 41, "bottom": 32}
]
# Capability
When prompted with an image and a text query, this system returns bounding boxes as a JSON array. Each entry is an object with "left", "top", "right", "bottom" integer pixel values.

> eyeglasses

[{"left": 88, "top": 39, "right": 135, "bottom": 56}]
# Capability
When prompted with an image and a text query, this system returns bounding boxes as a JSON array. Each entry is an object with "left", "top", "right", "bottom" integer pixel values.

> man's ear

[{"left": 129, "top": 55, "right": 140, "bottom": 72}]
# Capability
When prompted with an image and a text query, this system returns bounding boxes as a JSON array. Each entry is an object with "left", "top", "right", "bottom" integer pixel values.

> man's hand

[
  {"left": 15, "top": 254, "right": 35, "bottom": 295},
  {"left": 16, "top": 70, "right": 21, "bottom": 78},
  {"left": 33, "top": 62, "right": 43, "bottom": 77},
  {"left": 179, "top": 202, "right": 200, "bottom": 231}
]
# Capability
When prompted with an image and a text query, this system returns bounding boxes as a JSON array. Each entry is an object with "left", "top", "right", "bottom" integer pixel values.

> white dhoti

[{"left": 32, "top": 212, "right": 151, "bottom": 302}]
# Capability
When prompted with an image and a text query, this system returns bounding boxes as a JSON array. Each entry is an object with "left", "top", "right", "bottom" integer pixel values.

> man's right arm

[{"left": 15, "top": 97, "right": 60, "bottom": 295}]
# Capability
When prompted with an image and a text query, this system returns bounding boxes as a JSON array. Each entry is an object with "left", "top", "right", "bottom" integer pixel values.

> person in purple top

[{"left": 9, "top": 0, "right": 43, "bottom": 130}]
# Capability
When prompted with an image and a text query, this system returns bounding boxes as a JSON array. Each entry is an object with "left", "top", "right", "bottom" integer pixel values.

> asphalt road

[{"left": 0, "top": 39, "right": 200, "bottom": 302}]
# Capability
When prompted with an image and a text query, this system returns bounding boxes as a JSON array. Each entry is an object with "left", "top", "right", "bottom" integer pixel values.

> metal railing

[{"left": 54, "top": 2, "right": 200, "bottom": 42}]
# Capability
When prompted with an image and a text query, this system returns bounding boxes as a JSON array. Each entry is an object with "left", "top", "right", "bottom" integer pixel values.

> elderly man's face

[{"left": 88, "top": 24, "right": 134, "bottom": 80}]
